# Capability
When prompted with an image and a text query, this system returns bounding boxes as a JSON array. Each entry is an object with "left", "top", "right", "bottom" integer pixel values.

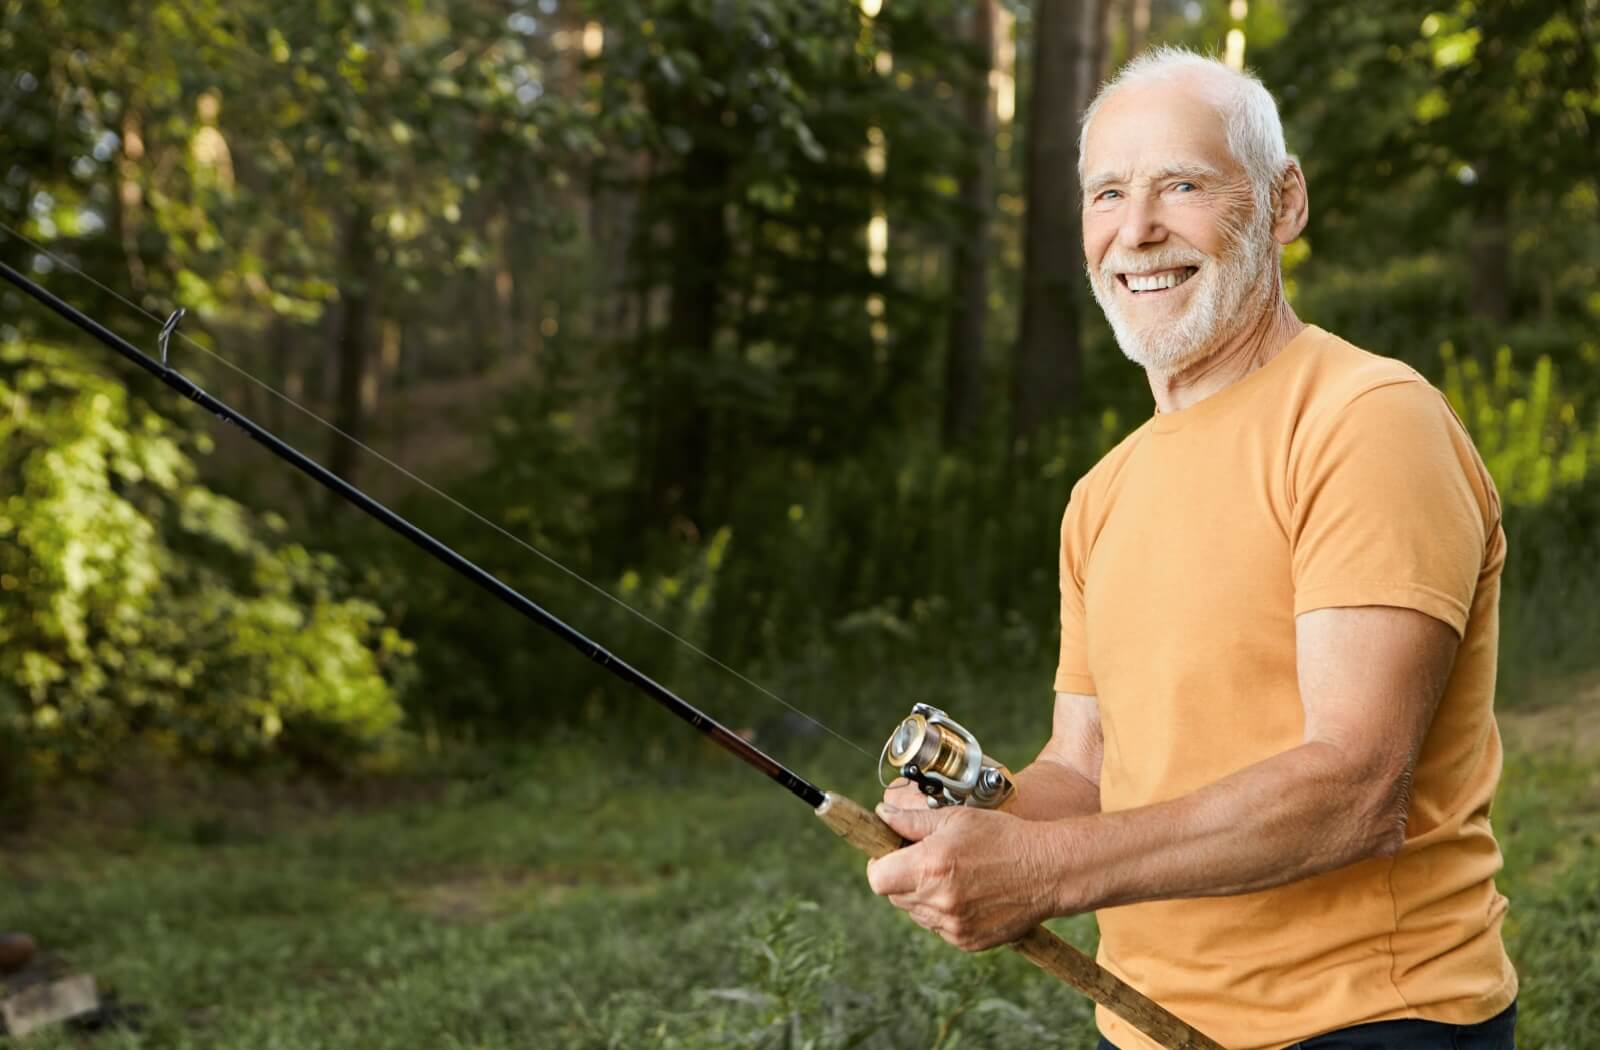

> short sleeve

[
  {"left": 1291, "top": 380, "right": 1491, "bottom": 637},
  {"left": 1054, "top": 482, "right": 1097, "bottom": 694}
]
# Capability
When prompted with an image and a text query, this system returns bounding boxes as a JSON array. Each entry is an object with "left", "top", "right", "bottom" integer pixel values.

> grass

[{"left": 3, "top": 669, "right": 1597, "bottom": 1050}]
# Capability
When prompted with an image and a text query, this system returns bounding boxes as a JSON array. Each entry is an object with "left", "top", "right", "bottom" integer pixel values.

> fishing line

[{"left": 0, "top": 220, "right": 874, "bottom": 759}]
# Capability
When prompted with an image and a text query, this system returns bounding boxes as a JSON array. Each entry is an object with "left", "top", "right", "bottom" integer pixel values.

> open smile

[{"left": 1116, "top": 266, "right": 1199, "bottom": 295}]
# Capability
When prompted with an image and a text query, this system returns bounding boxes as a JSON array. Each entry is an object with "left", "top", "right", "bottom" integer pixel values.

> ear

[{"left": 1273, "top": 158, "right": 1309, "bottom": 245}]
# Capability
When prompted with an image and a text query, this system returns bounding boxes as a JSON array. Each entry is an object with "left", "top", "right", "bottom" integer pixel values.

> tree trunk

[
  {"left": 1012, "top": 0, "right": 1099, "bottom": 439},
  {"left": 494, "top": 213, "right": 519, "bottom": 364},
  {"left": 328, "top": 203, "right": 377, "bottom": 488},
  {"left": 1124, "top": 0, "right": 1151, "bottom": 59},
  {"left": 943, "top": 0, "right": 997, "bottom": 445},
  {"left": 645, "top": 144, "right": 730, "bottom": 535},
  {"left": 115, "top": 107, "right": 147, "bottom": 295},
  {"left": 1469, "top": 161, "right": 1511, "bottom": 325},
  {"left": 269, "top": 313, "right": 293, "bottom": 433},
  {"left": 1093, "top": 0, "right": 1117, "bottom": 87}
]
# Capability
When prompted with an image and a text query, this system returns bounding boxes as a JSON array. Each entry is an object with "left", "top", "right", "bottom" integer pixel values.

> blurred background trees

[{"left": 1, "top": 0, "right": 1595, "bottom": 780}]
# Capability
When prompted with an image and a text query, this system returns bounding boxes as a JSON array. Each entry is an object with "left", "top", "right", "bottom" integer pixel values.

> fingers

[
  {"left": 866, "top": 809, "right": 956, "bottom": 899},
  {"left": 875, "top": 801, "right": 948, "bottom": 843},
  {"left": 882, "top": 777, "right": 926, "bottom": 810},
  {"left": 866, "top": 804, "right": 957, "bottom": 897},
  {"left": 888, "top": 894, "right": 994, "bottom": 953},
  {"left": 886, "top": 888, "right": 949, "bottom": 938},
  {"left": 866, "top": 847, "right": 918, "bottom": 897}
]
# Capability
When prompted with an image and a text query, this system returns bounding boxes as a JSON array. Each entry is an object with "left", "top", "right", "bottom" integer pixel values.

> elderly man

[{"left": 867, "top": 48, "right": 1518, "bottom": 1050}]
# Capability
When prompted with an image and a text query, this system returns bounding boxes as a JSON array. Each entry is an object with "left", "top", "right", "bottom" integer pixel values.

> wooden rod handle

[
  {"left": 1008, "top": 927, "right": 1225, "bottom": 1050},
  {"left": 814, "top": 791, "right": 1226, "bottom": 1050}
]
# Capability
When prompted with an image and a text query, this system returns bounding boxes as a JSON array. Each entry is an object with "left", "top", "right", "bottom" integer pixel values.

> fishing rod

[{"left": 0, "top": 258, "right": 1224, "bottom": 1050}]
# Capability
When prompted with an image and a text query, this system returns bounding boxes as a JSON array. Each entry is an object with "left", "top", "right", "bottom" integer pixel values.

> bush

[
  {"left": 382, "top": 382, "right": 1119, "bottom": 739},
  {"left": 1434, "top": 342, "right": 1600, "bottom": 686},
  {"left": 1439, "top": 343, "right": 1600, "bottom": 507},
  {"left": 0, "top": 339, "right": 413, "bottom": 781}
]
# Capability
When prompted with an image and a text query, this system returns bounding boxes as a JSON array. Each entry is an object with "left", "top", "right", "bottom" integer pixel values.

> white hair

[{"left": 1078, "top": 46, "right": 1291, "bottom": 214}]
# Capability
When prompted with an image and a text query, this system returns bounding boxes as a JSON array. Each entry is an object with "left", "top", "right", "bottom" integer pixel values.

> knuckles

[
  {"left": 921, "top": 843, "right": 954, "bottom": 878},
  {"left": 944, "top": 924, "right": 991, "bottom": 953}
]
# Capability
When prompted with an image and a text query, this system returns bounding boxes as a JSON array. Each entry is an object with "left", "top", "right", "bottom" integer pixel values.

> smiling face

[{"left": 1081, "top": 76, "right": 1278, "bottom": 375}]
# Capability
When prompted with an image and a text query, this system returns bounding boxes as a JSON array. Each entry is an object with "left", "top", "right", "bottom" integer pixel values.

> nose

[{"left": 1117, "top": 193, "right": 1166, "bottom": 251}]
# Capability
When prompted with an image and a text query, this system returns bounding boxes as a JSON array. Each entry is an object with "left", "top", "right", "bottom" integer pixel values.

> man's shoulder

[
  {"left": 1291, "top": 326, "right": 1500, "bottom": 522},
  {"left": 1291, "top": 325, "right": 1436, "bottom": 418}
]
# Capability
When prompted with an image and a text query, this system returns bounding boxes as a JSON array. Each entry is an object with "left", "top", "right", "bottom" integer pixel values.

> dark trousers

[{"left": 1097, "top": 1000, "right": 1516, "bottom": 1049}]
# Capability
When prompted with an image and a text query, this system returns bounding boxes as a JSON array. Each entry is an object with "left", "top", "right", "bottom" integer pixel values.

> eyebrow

[{"left": 1082, "top": 163, "right": 1223, "bottom": 196}]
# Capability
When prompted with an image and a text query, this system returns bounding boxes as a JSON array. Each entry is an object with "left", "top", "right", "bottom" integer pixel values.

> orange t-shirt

[{"left": 1055, "top": 326, "right": 1517, "bottom": 1049}]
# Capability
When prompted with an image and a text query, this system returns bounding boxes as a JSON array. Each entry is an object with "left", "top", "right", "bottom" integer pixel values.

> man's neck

[{"left": 1147, "top": 294, "right": 1305, "bottom": 414}]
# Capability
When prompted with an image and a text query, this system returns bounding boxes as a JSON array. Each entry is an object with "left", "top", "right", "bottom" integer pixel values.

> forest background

[{"left": 1, "top": 0, "right": 1597, "bottom": 1047}]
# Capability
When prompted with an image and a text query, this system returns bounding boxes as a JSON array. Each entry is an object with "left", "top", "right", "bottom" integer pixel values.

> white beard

[{"left": 1088, "top": 208, "right": 1277, "bottom": 377}]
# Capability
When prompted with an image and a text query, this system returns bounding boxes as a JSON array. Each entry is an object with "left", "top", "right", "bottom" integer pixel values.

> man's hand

[{"left": 865, "top": 802, "right": 1072, "bottom": 952}]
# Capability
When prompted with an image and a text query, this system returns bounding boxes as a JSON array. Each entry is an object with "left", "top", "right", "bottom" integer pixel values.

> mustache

[{"left": 1097, "top": 252, "right": 1206, "bottom": 278}]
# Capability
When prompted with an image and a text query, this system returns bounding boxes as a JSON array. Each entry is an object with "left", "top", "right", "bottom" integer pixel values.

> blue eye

[
  {"left": 1173, "top": 181, "right": 1197, "bottom": 192},
  {"left": 1097, "top": 189, "right": 1122, "bottom": 201}
]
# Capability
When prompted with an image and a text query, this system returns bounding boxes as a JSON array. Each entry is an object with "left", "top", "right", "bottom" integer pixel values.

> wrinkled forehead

[{"left": 1081, "top": 78, "right": 1242, "bottom": 185}]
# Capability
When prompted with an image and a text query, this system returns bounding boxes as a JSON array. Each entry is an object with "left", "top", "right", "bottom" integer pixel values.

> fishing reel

[{"left": 879, "top": 703, "right": 1015, "bottom": 809}]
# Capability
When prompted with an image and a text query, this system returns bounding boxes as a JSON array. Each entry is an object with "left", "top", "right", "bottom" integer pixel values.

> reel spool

[{"left": 880, "top": 703, "right": 1015, "bottom": 809}]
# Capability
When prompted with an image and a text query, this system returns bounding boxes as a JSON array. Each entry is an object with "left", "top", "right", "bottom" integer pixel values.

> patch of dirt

[
  {"left": 364, "top": 355, "right": 535, "bottom": 502},
  {"left": 198, "top": 352, "right": 532, "bottom": 515},
  {"left": 1499, "top": 672, "right": 1600, "bottom": 756},
  {"left": 397, "top": 862, "right": 659, "bottom": 923}
]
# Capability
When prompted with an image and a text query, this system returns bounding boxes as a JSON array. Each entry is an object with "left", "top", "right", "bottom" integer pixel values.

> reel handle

[{"left": 814, "top": 792, "right": 1226, "bottom": 1050}]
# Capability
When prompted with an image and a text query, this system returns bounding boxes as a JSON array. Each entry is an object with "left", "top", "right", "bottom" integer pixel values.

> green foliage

[
  {"left": 703, "top": 414, "right": 1124, "bottom": 669},
  {"left": 3, "top": 0, "right": 1596, "bottom": 766},
  {"left": 1492, "top": 739, "right": 1600, "bottom": 1046},
  {"left": 1261, "top": 0, "right": 1599, "bottom": 361},
  {"left": 387, "top": 387, "right": 1121, "bottom": 736},
  {"left": 676, "top": 898, "right": 874, "bottom": 1049},
  {"left": 1439, "top": 343, "right": 1600, "bottom": 507},
  {"left": 1428, "top": 341, "right": 1600, "bottom": 683},
  {"left": 1499, "top": 492, "right": 1600, "bottom": 685},
  {"left": 0, "top": 339, "right": 412, "bottom": 778},
  {"left": 582, "top": 0, "right": 975, "bottom": 524}
]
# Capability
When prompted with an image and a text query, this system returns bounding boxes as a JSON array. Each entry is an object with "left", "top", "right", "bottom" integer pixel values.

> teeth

[{"left": 1126, "top": 269, "right": 1193, "bottom": 292}]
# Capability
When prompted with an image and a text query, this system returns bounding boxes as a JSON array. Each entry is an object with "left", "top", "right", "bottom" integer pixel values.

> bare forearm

[
  {"left": 1044, "top": 741, "right": 1402, "bottom": 914},
  {"left": 1006, "top": 757, "right": 1101, "bottom": 821},
  {"left": 1006, "top": 691, "right": 1103, "bottom": 822}
]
